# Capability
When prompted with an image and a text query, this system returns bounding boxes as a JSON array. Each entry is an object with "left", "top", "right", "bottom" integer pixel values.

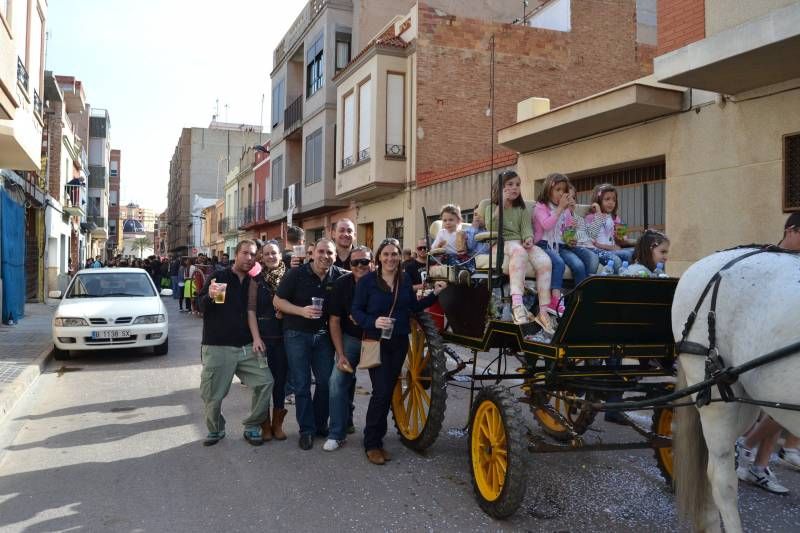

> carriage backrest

[
  {"left": 555, "top": 276, "right": 678, "bottom": 345},
  {"left": 428, "top": 220, "right": 471, "bottom": 240}
]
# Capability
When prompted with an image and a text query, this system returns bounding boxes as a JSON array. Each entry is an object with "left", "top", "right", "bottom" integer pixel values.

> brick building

[{"left": 332, "top": 0, "right": 656, "bottom": 247}]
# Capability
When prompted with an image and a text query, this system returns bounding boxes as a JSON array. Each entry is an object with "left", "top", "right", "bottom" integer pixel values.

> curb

[{"left": 0, "top": 344, "right": 54, "bottom": 423}]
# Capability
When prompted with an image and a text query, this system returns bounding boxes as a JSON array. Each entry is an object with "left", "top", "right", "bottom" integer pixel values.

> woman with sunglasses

[{"left": 351, "top": 238, "right": 447, "bottom": 465}]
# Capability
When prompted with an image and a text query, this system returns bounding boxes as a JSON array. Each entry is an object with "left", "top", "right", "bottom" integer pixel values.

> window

[
  {"left": 271, "top": 156, "right": 284, "bottom": 201},
  {"left": 335, "top": 33, "right": 351, "bottom": 71},
  {"left": 386, "top": 218, "right": 404, "bottom": 247},
  {"left": 109, "top": 191, "right": 118, "bottom": 206},
  {"left": 461, "top": 209, "right": 474, "bottom": 223},
  {"left": 569, "top": 161, "right": 665, "bottom": 239},
  {"left": 784, "top": 133, "right": 800, "bottom": 212},
  {"left": 306, "top": 34, "right": 324, "bottom": 97},
  {"left": 305, "top": 128, "right": 323, "bottom": 186},
  {"left": 358, "top": 79, "right": 371, "bottom": 161},
  {"left": 309, "top": 227, "right": 324, "bottom": 242},
  {"left": 342, "top": 92, "right": 355, "bottom": 168},
  {"left": 528, "top": 0, "right": 571, "bottom": 32},
  {"left": 110, "top": 160, "right": 119, "bottom": 177},
  {"left": 386, "top": 73, "right": 405, "bottom": 158},
  {"left": 272, "top": 78, "right": 285, "bottom": 127}
]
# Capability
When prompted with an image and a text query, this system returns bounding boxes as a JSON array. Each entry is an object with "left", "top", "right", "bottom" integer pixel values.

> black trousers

[
  {"left": 363, "top": 335, "right": 409, "bottom": 450},
  {"left": 265, "top": 340, "right": 288, "bottom": 410}
]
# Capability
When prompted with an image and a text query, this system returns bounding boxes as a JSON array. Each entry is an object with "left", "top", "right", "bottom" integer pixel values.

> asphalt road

[{"left": 0, "top": 304, "right": 798, "bottom": 532}]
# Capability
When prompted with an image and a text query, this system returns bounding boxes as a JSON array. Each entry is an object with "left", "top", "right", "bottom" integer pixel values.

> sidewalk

[{"left": 0, "top": 302, "right": 57, "bottom": 421}]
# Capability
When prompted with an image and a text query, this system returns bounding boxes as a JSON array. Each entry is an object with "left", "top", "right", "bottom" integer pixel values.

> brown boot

[
  {"left": 260, "top": 410, "right": 273, "bottom": 442},
  {"left": 366, "top": 449, "right": 385, "bottom": 465},
  {"left": 271, "top": 408, "right": 288, "bottom": 441}
]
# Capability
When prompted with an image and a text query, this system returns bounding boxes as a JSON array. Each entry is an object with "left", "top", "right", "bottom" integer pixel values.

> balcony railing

[
  {"left": 284, "top": 95, "right": 303, "bottom": 137},
  {"left": 17, "top": 57, "right": 28, "bottom": 91},
  {"left": 33, "top": 90, "right": 42, "bottom": 119},
  {"left": 63, "top": 184, "right": 86, "bottom": 216},
  {"left": 342, "top": 156, "right": 354, "bottom": 169},
  {"left": 221, "top": 216, "right": 240, "bottom": 235},
  {"left": 239, "top": 205, "right": 255, "bottom": 228},
  {"left": 385, "top": 144, "right": 406, "bottom": 158},
  {"left": 358, "top": 148, "right": 370, "bottom": 161},
  {"left": 253, "top": 201, "right": 267, "bottom": 223}
]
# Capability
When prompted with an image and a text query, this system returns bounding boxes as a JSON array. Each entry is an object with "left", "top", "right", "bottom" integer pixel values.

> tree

[{"left": 131, "top": 237, "right": 153, "bottom": 259}]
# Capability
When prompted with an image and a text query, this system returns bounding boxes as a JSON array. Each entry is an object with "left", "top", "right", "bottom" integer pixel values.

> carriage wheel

[
  {"left": 531, "top": 390, "right": 597, "bottom": 442},
  {"left": 652, "top": 406, "right": 674, "bottom": 485},
  {"left": 469, "top": 385, "right": 528, "bottom": 519},
  {"left": 391, "top": 313, "right": 447, "bottom": 451}
]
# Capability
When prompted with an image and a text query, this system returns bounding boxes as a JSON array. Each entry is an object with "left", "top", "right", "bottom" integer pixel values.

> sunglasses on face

[
  {"left": 351, "top": 258, "right": 371, "bottom": 267},
  {"left": 417, "top": 246, "right": 428, "bottom": 251},
  {"left": 381, "top": 238, "right": 400, "bottom": 246}
]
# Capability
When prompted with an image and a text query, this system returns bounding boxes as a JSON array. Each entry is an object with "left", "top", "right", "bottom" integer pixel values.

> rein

[{"left": 676, "top": 244, "right": 800, "bottom": 410}]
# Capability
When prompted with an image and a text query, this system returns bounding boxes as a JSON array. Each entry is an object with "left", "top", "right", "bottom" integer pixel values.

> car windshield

[{"left": 66, "top": 272, "right": 156, "bottom": 298}]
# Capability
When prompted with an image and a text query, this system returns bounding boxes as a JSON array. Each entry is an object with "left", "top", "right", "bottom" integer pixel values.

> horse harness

[{"left": 676, "top": 245, "right": 800, "bottom": 411}]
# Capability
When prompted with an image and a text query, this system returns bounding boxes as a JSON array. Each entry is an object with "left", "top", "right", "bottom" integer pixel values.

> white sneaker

[
  {"left": 779, "top": 447, "right": 800, "bottom": 470},
  {"left": 323, "top": 438, "right": 344, "bottom": 452},
  {"left": 740, "top": 466, "right": 790, "bottom": 494},
  {"left": 735, "top": 436, "right": 754, "bottom": 470}
]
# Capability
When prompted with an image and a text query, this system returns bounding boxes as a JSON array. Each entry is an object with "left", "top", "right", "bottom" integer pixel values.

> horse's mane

[{"left": 719, "top": 243, "right": 800, "bottom": 255}]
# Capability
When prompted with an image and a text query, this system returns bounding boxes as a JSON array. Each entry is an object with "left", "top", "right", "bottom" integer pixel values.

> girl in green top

[{"left": 485, "top": 170, "right": 555, "bottom": 334}]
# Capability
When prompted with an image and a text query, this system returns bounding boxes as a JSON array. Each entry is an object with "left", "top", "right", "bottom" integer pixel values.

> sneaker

[
  {"left": 779, "top": 447, "right": 800, "bottom": 470},
  {"left": 511, "top": 304, "right": 530, "bottom": 325},
  {"left": 546, "top": 301, "right": 565, "bottom": 317},
  {"left": 740, "top": 466, "right": 790, "bottom": 494},
  {"left": 735, "top": 437, "right": 755, "bottom": 470},
  {"left": 285, "top": 393, "right": 296, "bottom": 405},
  {"left": 323, "top": 438, "right": 344, "bottom": 451}
]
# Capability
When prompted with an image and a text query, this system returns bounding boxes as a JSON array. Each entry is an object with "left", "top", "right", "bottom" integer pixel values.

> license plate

[{"left": 92, "top": 330, "right": 130, "bottom": 339}]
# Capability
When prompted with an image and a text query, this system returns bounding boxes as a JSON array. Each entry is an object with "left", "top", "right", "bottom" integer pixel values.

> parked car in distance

[{"left": 51, "top": 268, "right": 170, "bottom": 359}]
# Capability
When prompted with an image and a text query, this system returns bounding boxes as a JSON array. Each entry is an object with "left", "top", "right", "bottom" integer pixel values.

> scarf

[{"left": 262, "top": 261, "right": 286, "bottom": 292}]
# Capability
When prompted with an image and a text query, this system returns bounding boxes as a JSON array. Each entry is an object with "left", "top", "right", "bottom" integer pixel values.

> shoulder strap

[{"left": 388, "top": 273, "right": 400, "bottom": 318}]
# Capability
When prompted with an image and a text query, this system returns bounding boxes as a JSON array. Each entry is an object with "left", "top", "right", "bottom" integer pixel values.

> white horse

[{"left": 672, "top": 247, "right": 800, "bottom": 532}]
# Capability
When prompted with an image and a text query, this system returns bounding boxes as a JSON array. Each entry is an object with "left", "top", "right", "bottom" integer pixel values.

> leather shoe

[
  {"left": 366, "top": 449, "right": 385, "bottom": 465},
  {"left": 379, "top": 448, "right": 392, "bottom": 462},
  {"left": 299, "top": 434, "right": 314, "bottom": 450}
]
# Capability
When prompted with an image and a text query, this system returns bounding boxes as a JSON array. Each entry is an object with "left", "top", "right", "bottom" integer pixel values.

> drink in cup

[
  {"left": 293, "top": 244, "right": 307, "bottom": 258},
  {"left": 381, "top": 318, "right": 396, "bottom": 339},
  {"left": 311, "top": 297, "right": 324, "bottom": 317},
  {"left": 615, "top": 223, "right": 628, "bottom": 239},
  {"left": 213, "top": 282, "right": 227, "bottom": 304},
  {"left": 562, "top": 226, "right": 577, "bottom": 246}
]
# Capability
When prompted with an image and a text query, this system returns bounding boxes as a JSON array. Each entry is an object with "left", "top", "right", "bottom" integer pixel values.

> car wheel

[
  {"left": 53, "top": 346, "right": 70, "bottom": 360},
  {"left": 153, "top": 338, "right": 168, "bottom": 356}
]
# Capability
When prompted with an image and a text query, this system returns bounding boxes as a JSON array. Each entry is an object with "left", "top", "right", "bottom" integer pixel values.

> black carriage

[{"left": 388, "top": 180, "right": 678, "bottom": 519}]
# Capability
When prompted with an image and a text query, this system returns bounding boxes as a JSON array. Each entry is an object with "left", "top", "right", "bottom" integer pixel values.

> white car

[{"left": 51, "top": 268, "right": 170, "bottom": 359}]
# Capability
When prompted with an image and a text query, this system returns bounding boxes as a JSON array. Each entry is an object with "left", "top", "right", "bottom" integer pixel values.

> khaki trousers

[{"left": 200, "top": 344, "right": 274, "bottom": 433}]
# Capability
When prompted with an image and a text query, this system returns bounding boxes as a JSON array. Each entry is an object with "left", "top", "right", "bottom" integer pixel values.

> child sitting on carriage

[
  {"left": 431, "top": 203, "right": 472, "bottom": 283},
  {"left": 484, "top": 170, "right": 555, "bottom": 333},
  {"left": 621, "top": 229, "right": 670, "bottom": 277}
]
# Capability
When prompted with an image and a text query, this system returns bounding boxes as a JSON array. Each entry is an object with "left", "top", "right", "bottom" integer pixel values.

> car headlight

[
  {"left": 132, "top": 314, "right": 166, "bottom": 324},
  {"left": 54, "top": 317, "right": 89, "bottom": 327}
]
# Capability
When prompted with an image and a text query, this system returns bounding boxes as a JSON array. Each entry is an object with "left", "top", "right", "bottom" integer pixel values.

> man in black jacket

[{"left": 197, "top": 239, "right": 274, "bottom": 446}]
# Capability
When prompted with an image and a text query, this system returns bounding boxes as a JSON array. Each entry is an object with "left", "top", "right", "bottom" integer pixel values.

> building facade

[
  {"left": 87, "top": 108, "right": 111, "bottom": 260},
  {"left": 166, "top": 122, "right": 263, "bottom": 254},
  {"left": 108, "top": 149, "right": 121, "bottom": 255},
  {"left": 329, "top": 0, "right": 656, "bottom": 247},
  {"left": 499, "top": 0, "right": 800, "bottom": 275}
]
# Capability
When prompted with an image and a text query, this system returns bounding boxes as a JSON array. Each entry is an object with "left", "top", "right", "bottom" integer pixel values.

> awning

[{"left": 498, "top": 82, "right": 685, "bottom": 154}]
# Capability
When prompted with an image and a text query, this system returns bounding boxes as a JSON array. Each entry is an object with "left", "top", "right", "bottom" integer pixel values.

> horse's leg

[{"left": 698, "top": 403, "right": 745, "bottom": 533}]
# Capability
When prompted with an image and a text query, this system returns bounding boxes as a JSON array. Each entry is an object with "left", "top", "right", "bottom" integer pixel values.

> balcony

[
  {"left": 283, "top": 183, "right": 302, "bottom": 212},
  {"left": 336, "top": 145, "right": 405, "bottom": 201},
  {"left": 63, "top": 184, "right": 86, "bottom": 216},
  {"left": 284, "top": 95, "right": 303, "bottom": 139},
  {"left": 240, "top": 201, "right": 267, "bottom": 229},
  {"left": 222, "top": 216, "right": 240, "bottom": 236},
  {"left": 239, "top": 205, "right": 256, "bottom": 228},
  {"left": 17, "top": 57, "right": 28, "bottom": 91},
  {"left": 655, "top": 3, "right": 800, "bottom": 94}
]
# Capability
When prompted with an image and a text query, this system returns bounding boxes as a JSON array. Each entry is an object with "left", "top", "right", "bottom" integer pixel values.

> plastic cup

[
  {"left": 381, "top": 318, "right": 396, "bottom": 339},
  {"left": 311, "top": 297, "right": 324, "bottom": 314},
  {"left": 294, "top": 244, "right": 306, "bottom": 258},
  {"left": 213, "top": 283, "right": 227, "bottom": 304},
  {"left": 563, "top": 227, "right": 577, "bottom": 246},
  {"left": 615, "top": 223, "right": 628, "bottom": 239}
]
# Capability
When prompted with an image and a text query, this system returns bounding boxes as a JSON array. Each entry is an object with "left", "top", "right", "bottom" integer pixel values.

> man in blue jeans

[
  {"left": 274, "top": 238, "right": 347, "bottom": 450},
  {"left": 169, "top": 254, "right": 181, "bottom": 299},
  {"left": 323, "top": 246, "right": 373, "bottom": 451}
]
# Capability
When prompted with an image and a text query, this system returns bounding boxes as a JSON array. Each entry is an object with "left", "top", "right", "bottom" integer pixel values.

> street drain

[{"left": 110, "top": 407, "right": 137, "bottom": 412}]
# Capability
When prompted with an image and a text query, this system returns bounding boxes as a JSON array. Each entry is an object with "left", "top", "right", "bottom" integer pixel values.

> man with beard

[
  {"left": 275, "top": 238, "right": 347, "bottom": 450},
  {"left": 197, "top": 240, "right": 274, "bottom": 447}
]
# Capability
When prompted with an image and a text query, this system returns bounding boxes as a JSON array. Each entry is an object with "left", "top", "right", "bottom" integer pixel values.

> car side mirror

[
  {"left": 160, "top": 289, "right": 173, "bottom": 297},
  {"left": 48, "top": 290, "right": 62, "bottom": 299}
]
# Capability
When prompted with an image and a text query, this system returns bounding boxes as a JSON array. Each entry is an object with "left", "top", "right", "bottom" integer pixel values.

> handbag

[{"left": 357, "top": 274, "right": 400, "bottom": 369}]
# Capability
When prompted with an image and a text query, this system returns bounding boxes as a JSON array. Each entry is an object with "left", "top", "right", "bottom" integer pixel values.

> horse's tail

[{"left": 674, "top": 364, "right": 712, "bottom": 530}]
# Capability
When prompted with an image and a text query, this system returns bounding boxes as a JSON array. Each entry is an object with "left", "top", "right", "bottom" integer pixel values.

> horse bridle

[{"left": 677, "top": 244, "right": 800, "bottom": 408}]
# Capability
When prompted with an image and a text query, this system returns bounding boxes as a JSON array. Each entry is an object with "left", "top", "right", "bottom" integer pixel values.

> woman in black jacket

[
  {"left": 352, "top": 238, "right": 446, "bottom": 465},
  {"left": 247, "top": 240, "right": 289, "bottom": 441}
]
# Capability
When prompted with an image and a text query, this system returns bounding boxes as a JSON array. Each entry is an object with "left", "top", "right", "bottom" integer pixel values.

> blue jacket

[{"left": 352, "top": 271, "right": 437, "bottom": 339}]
